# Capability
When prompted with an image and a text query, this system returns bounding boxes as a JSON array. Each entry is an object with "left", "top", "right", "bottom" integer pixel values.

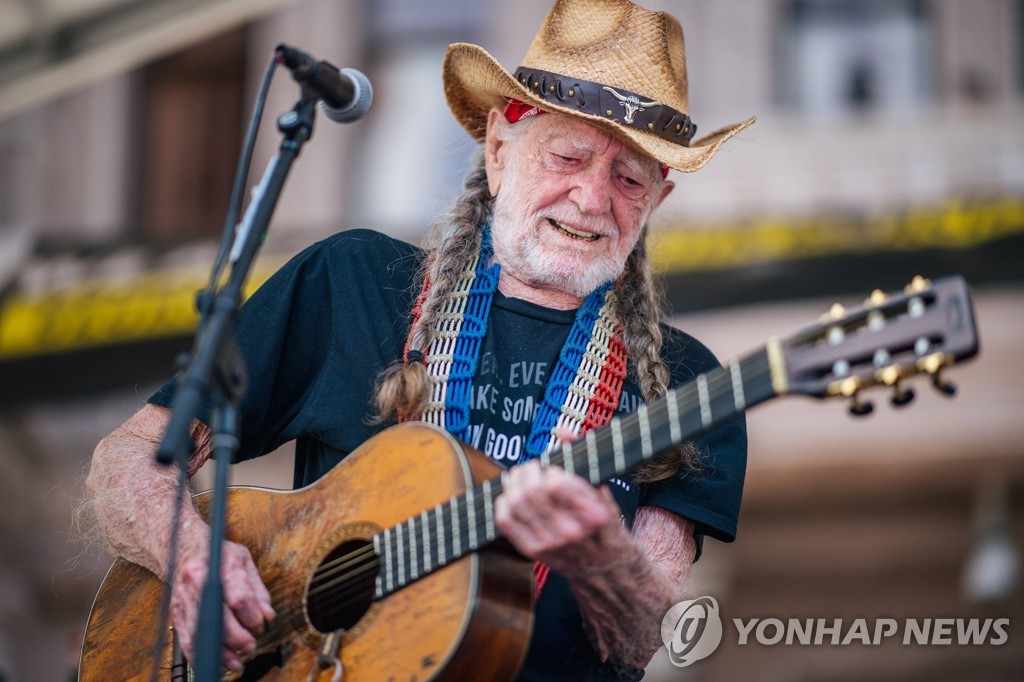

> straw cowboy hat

[{"left": 443, "top": 0, "right": 755, "bottom": 173}]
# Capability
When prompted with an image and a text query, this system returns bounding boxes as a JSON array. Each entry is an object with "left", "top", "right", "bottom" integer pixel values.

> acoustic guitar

[{"left": 79, "top": 276, "right": 979, "bottom": 681}]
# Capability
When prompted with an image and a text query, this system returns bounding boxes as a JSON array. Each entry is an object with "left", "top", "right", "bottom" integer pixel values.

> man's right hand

[
  {"left": 87, "top": 403, "right": 276, "bottom": 673},
  {"left": 170, "top": 537, "right": 277, "bottom": 673}
]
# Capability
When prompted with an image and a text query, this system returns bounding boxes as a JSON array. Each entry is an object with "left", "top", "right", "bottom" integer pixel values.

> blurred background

[{"left": 0, "top": 0, "right": 1021, "bottom": 679}]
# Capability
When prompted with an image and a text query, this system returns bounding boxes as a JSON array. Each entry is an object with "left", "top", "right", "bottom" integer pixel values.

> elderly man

[{"left": 86, "top": 0, "right": 752, "bottom": 680}]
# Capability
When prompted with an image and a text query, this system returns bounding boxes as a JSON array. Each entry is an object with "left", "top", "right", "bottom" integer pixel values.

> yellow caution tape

[
  {"left": 650, "top": 197, "right": 1024, "bottom": 273},
  {"left": 0, "top": 258, "right": 287, "bottom": 360}
]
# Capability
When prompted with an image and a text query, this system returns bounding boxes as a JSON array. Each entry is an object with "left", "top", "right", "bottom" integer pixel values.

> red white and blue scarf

[{"left": 403, "top": 226, "right": 627, "bottom": 461}]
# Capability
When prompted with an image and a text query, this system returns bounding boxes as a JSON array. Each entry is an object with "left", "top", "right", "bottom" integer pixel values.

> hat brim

[{"left": 443, "top": 42, "right": 755, "bottom": 173}]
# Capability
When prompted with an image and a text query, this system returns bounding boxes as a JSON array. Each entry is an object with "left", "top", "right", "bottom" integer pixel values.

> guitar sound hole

[{"left": 306, "top": 539, "right": 376, "bottom": 633}]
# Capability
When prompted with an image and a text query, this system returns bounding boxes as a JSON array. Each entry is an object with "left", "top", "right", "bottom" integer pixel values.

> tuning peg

[
  {"left": 849, "top": 394, "right": 875, "bottom": 416},
  {"left": 904, "top": 275, "right": 932, "bottom": 295},
  {"left": 820, "top": 302, "right": 846, "bottom": 324},
  {"left": 917, "top": 352, "right": 957, "bottom": 397},
  {"left": 875, "top": 365, "right": 913, "bottom": 407},
  {"left": 931, "top": 373, "right": 957, "bottom": 396},
  {"left": 833, "top": 377, "right": 875, "bottom": 417},
  {"left": 891, "top": 384, "right": 916, "bottom": 407},
  {"left": 866, "top": 289, "right": 889, "bottom": 307}
]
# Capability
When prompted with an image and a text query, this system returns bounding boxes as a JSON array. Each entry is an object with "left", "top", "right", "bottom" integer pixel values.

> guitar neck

[
  {"left": 544, "top": 344, "right": 780, "bottom": 482},
  {"left": 372, "top": 343, "right": 782, "bottom": 599}
]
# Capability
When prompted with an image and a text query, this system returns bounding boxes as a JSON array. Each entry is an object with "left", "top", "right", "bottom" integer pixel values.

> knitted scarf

[{"left": 403, "top": 226, "right": 628, "bottom": 461}]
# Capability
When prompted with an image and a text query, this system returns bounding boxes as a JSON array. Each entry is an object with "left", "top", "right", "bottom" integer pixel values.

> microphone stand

[{"left": 156, "top": 88, "right": 320, "bottom": 682}]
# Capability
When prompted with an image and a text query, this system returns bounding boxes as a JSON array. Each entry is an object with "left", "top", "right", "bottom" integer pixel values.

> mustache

[{"left": 539, "top": 206, "right": 616, "bottom": 236}]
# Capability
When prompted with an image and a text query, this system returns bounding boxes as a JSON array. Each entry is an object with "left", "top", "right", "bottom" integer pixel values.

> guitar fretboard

[{"left": 372, "top": 346, "right": 778, "bottom": 598}]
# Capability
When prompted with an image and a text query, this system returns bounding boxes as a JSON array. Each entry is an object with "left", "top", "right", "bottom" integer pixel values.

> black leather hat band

[{"left": 513, "top": 66, "right": 697, "bottom": 145}]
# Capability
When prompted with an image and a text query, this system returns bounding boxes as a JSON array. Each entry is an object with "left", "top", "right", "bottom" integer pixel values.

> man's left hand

[{"left": 494, "top": 460, "right": 627, "bottom": 576}]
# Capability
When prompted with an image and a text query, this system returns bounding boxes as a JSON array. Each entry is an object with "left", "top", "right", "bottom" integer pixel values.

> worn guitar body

[{"left": 79, "top": 423, "right": 534, "bottom": 681}]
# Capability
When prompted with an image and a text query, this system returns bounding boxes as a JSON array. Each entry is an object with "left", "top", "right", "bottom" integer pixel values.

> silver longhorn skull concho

[{"left": 602, "top": 86, "right": 661, "bottom": 124}]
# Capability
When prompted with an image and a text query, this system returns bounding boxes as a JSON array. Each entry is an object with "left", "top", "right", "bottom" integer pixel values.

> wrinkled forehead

[{"left": 525, "top": 112, "right": 663, "bottom": 177}]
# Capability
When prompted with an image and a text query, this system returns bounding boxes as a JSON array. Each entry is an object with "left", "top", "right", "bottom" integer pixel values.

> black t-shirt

[{"left": 150, "top": 228, "right": 747, "bottom": 681}]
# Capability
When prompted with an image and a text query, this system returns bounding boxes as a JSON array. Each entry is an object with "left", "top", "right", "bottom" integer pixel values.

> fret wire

[
  {"left": 611, "top": 419, "right": 625, "bottom": 473},
  {"left": 450, "top": 497, "right": 461, "bottom": 558},
  {"left": 421, "top": 510, "right": 431, "bottom": 574},
  {"left": 697, "top": 374, "right": 712, "bottom": 428},
  {"left": 729, "top": 360, "right": 746, "bottom": 411},
  {"left": 372, "top": 534, "right": 383, "bottom": 596},
  {"left": 483, "top": 480, "right": 495, "bottom": 541},
  {"left": 666, "top": 388, "right": 682, "bottom": 444},
  {"left": 466, "top": 486, "right": 477, "bottom": 550},
  {"left": 435, "top": 503, "right": 446, "bottom": 566},
  {"left": 644, "top": 396, "right": 672, "bottom": 456},
  {"left": 383, "top": 528, "right": 394, "bottom": 593},
  {"left": 688, "top": 372, "right": 720, "bottom": 419},
  {"left": 562, "top": 442, "right": 576, "bottom": 476},
  {"left": 396, "top": 523, "right": 405, "bottom": 586},
  {"left": 765, "top": 336, "right": 788, "bottom": 395},
  {"left": 585, "top": 430, "right": 599, "bottom": 484},
  {"left": 637, "top": 404, "right": 653, "bottom": 460},
  {"left": 617, "top": 411, "right": 643, "bottom": 472},
  {"left": 736, "top": 353, "right": 770, "bottom": 404}
]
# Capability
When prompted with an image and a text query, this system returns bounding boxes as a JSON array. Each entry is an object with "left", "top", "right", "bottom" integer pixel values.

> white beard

[{"left": 490, "top": 197, "right": 630, "bottom": 301}]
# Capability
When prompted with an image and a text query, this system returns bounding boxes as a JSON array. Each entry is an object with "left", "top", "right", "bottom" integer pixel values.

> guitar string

[{"left": 257, "top": 356, "right": 770, "bottom": 628}]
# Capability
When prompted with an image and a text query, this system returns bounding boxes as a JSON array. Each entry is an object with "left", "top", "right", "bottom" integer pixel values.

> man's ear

[
  {"left": 653, "top": 178, "right": 675, "bottom": 210},
  {"left": 484, "top": 108, "right": 507, "bottom": 197}
]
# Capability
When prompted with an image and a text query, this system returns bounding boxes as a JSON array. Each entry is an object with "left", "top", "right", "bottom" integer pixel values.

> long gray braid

[
  {"left": 375, "top": 153, "right": 492, "bottom": 422},
  {"left": 615, "top": 231, "right": 701, "bottom": 482}
]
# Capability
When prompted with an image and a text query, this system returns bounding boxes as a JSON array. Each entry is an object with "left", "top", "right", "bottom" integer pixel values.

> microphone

[{"left": 274, "top": 43, "right": 373, "bottom": 123}]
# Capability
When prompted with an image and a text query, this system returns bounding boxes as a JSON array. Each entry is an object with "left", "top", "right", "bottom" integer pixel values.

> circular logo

[{"left": 661, "top": 596, "right": 724, "bottom": 667}]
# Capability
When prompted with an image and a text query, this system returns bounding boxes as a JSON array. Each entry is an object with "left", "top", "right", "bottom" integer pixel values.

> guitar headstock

[{"left": 777, "top": 276, "right": 979, "bottom": 415}]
